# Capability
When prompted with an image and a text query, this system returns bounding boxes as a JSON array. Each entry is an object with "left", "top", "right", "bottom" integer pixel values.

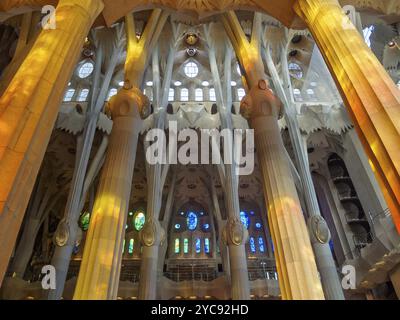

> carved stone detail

[
  {"left": 139, "top": 217, "right": 164, "bottom": 247},
  {"left": 54, "top": 219, "right": 70, "bottom": 247},
  {"left": 108, "top": 86, "right": 149, "bottom": 119},
  {"left": 223, "top": 216, "right": 248, "bottom": 246},
  {"left": 308, "top": 215, "right": 331, "bottom": 244},
  {"left": 240, "top": 79, "right": 283, "bottom": 120}
]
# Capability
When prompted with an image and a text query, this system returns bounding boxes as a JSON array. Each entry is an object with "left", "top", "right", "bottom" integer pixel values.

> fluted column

[
  {"left": 241, "top": 80, "right": 324, "bottom": 300},
  {"left": 73, "top": 87, "right": 148, "bottom": 300},
  {"left": 294, "top": 0, "right": 400, "bottom": 232},
  {"left": 0, "top": 0, "right": 104, "bottom": 286}
]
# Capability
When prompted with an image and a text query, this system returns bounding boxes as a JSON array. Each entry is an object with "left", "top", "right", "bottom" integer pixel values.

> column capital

[
  {"left": 240, "top": 79, "right": 283, "bottom": 120},
  {"left": 107, "top": 85, "right": 149, "bottom": 119}
]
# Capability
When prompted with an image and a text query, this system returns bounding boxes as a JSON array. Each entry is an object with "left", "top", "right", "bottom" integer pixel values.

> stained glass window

[
  {"left": 175, "top": 223, "right": 181, "bottom": 230},
  {"left": 77, "top": 88, "right": 89, "bottom": 102},
  {"left": 175, "top": 238, "right": 180, "bottom": 254},
  {"left": 180, "top": 88, "right": 189, "bottom": 101},
  {"left": 184, "top": 61, "right": 199, "bottom": 78},
  {"left": 258, "top": 237, "right": 265, "bottom": 253},
  {"left": 128, "top": 239, "right": 134, "bottom": 254},
  {"left": 209, "top": 88, "right": 216, "bottom": 101},
  {"left": 187, "top": 211, "right": 198, "bottom": 230},
  {"left": 237, "top": 88, "right": 245, "bottom": 101},
  {"left": 195, "top": 238, "right": 201, "bottom": 253},
  {"left": 183, "top": 238, "right": 189, "bottom": 254},
  {"left": 255, "top": 222, "right": 261, "bottom": 229},
  {"left": 195, "top": 88, "right": 203, "bottom": 101},
  {"left": 134, "top": 211, "right": 145, "bottom": 231},
  {"left": 64, "top": 88, "right": 75, "bottom": 101},
  {"left": 78, "top": 62, "right": 94, "bottom": 78},
  {"left": 203, "top": 223, "right": 210, "bottom": 230},
  {"left": 240, "top": 211, "right": 249, "bottom": 229},
  {"left": 249, "top": 237, "right": 256, "bottom": 253},
  {"left": 80, "top": 212, "right": 90, "bottom": 231},
  {"left": 204, "top": 238, "right": 210, "bottom": 254}
]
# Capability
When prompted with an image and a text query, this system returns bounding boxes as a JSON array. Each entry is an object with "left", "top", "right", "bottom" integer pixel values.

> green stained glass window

[
  {"left": 174, "top": 238, "right": 180, "bottom": 254},
  {"left": 80, "top": 212, "right": 90, "bottom": 231},
  {"left": 128, "top": 238, "right": 134, "bottom": 254},
  {"left": 134, "top": 211, "right": 145, "bottom": 231},
  {"left": 183, "top": 238, "right": 189, "bottom": 254}
]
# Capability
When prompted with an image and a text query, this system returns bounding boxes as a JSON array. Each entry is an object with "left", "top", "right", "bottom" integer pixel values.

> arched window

[
  {"left": 79, "top": 212, "right": 90, "bottom": 231},
  {"left": 195, "top": 238, "right": 201, "bottom": 253},
  {"left": 107, "top": 88, "right": 117, "bottom": 101},
  {"left": 180, "top": 88, "right": 189, "bottom": 101},
  {"left": 363, "top": 25, "right": 374, "bottom": 48},
  {"left": 78, "top": 62, "right": 94, "bottom": 78},
  {"left": 237, "top": 88, "right": 245, "bottom": 101},
  {"left": 258, "top": 237, "right": 265, "bottom": 253},
  {"left": 128, "top": 239, "right": 134, "bottom": 254},
  {"left": 204, "top": 238, "right": 210, "bottom": 254},
  {"left": 184, "top": 61, "right": 199, "bottom": 78},
  {"left": 249, "top": 237, "right": 256, "bottom": 253},
  {"left": 209, "top": 88, "right": 216, "bottom": 101},
  {"left": 183, "top": 238, "right": 189, "bottom": 254},
  {"left": 64, "top": 88, "right": 75, "bottom": 102},
  {"left": 168, "top": 88, "right": 175, "bottom": 101},
  {"left": 77, "top": 89, "right": 89, "bottom": 102},
  {"left": 240, "top": 211, "right": 250, "bottom": 229},
  {"left": 174, "top": 238, "right": 180, "bottom": 253},
  {"left": 195, "top": 88, "right": 203, "bottom": 101}
]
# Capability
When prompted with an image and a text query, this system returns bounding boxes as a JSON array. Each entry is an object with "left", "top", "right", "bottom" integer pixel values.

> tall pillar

[
  {"left": 73, "top": 87, "right": 148, "bottom": 299},
  {"left": 0, "top": 0, "right": 104, "bottom": 286},
  {"left": 241, "top": 79, "right": 325, "bottom": 300},
  {"left": 294, "top": 0, "right": 400, "bottom": 232}
]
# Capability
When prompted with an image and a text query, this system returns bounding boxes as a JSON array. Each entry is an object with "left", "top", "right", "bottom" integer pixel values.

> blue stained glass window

[
  {"left": 240, "top": 211, "right": 250, "bottom": 229},
  {"left": 203, "top": 223, "right": 210, "bottom": 230},
  {"left": 195, "top": 238, "right": 201, "bottom": 253},
  {"left": 184, "top": 238, "right": 189, "bottom": 254},
  {"left": 187, "top": 211, "right": 198, "bottom": 230},
  {"left": 255, "top": 222, "right": 261, "bottom": 229},
  {"left": 175, "top": 223, "right": 181, "bottom": 230},
  {"left": 204, "top": 238, "right": 210, "bottom": 254},
  {"left": 250, "top": 237, "right": 256, "bottom": 253},
  {"left": 258, "top": 237, "right": 265, "bottom": 253},
  {"left": 250, "top": 211, "right": 255, "bottom": 215}
]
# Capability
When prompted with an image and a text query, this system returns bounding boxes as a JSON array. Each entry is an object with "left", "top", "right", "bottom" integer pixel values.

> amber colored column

[
  {"left": 0, "top": 0, "right": 103, "bottom": 286},
  {"left": 294, "top": 0, "right": 400, "bottom": 232},
  {"left": 241, "top": 80, "right": 324, "bottom": 300},
  {"left": 73, "top": 87, "right": 148, "bottom": 300}
]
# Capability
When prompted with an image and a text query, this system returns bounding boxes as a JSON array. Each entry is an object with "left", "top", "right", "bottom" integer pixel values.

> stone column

[
  {"left": 241, "top": 79, "right": 325, "bottom": 300},
  {"left": 0, "top": 0, "right": 104, "bottom": 286},
  {"left": 73, "top": 87, "right": 148, "bottom": 300},
  {"left": 294, "top": 0, "right": 400, "bottom": 232}
]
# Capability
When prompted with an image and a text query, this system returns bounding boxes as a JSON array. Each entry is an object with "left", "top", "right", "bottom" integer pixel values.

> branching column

[
  {"left": 73, "top": 87, "right": 147, "bottom": 299},
  {"left": 294, "top": 0, "right": 400, "bottom": 232},
  {"left": 0, "top": 0, "right": 103, "bottom": 286},
  {"left": 241, "top": 80, "right": 324, "bottom": 300}
]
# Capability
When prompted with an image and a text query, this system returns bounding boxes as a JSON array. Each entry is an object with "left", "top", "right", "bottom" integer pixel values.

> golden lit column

[
  {"left": 294, "top": 0, "right": 400, "bottom": 232},
  {"left": 0, "top": 0, "right": 104, "bottom": 286},
  {"left": 241, "top": 80, "right": 325, "bottom": 300},
  {"left": 73, "top": 87, "right": 148, "bottom": 300}
]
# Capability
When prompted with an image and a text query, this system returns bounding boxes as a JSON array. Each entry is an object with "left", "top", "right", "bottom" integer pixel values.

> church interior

[{"left": 0, "top": 0, "right": 400, "bottom": 300}]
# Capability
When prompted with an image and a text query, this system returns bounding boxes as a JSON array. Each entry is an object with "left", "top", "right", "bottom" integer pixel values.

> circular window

[
  {"left": 203, "top": 223, "right": 210, "bottom": 230},
  {"left": 255, "top": 222, "right": 262, "bottom": 229},
  {"left": 187, "top": 211, "right": 198, "bottom": 230},
  {"left": 134, "top": 211, "right": 146, "bottom": 231},
  {"left": 175, "top": 223, "right": 181, "bottom": 230},
  {"left": 78, "top": 62, "right": 94, "bottom": 78},
  {"left": 184, "top": 62, "right": 199, "bottom": 78}
]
